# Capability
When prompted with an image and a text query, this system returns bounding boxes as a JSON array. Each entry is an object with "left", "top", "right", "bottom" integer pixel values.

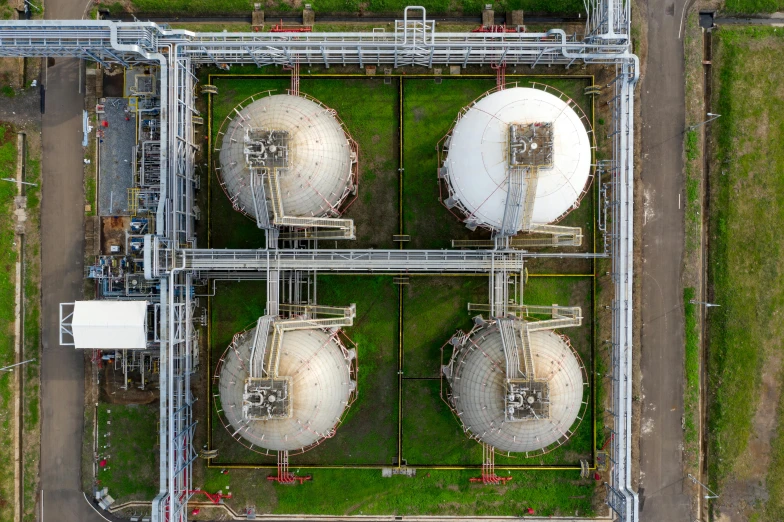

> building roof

[
  {"left": 444, "top": 87, "right": 592, "bottom": 230},
  {"left": 71, "top": 300, "right": 148, "bottom": 349}
]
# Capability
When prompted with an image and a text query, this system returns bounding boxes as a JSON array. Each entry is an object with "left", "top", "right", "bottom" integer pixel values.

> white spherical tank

[
  {"left": 217, "top": 326, "right": 356, "bottom": 453},
  {"left": 442, "top": 87, "right": 592, "bottom": 232},
  {"left": 217, "top": 93, "right": 356, "bottom": 221}
]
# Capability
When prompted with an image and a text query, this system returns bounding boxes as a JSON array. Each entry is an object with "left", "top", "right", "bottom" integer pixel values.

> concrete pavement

[{"left": 638, "top": 0, "right": 692, "bottom": 520}]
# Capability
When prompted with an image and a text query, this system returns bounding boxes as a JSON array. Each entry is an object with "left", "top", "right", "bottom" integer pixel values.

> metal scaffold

[{"left": 8, "top": 4, "right": 640, "bottom": 521}]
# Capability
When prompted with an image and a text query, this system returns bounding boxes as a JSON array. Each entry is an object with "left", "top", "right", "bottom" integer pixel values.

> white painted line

[
  {"left": 679, "top": 193, "right": 681, "bottom": 209},
  {"left": 679, "top": 0, "right": 690, "bottom": 40},
  {"left": 83, "top": 492, "right": 113, "bottom": 522},
  {"left": 40, "top": 490, "right": 43, "bottom": 522}
]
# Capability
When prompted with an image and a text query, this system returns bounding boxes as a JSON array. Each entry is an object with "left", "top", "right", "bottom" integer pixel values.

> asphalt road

[
  {"left": 638, "top": 0, "right": 692, "bottom": 520},
  {"left": 39, "top": 0, "right": 113, "bottom": 520}
]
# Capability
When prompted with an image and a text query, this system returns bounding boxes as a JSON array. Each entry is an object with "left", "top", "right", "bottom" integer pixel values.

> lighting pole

[
  {"left": 687, "top": 113, "right": 721, "bottom": 132},
  {"left": 689, "top": 299, "right": 720, "bottom": 308},
  {"left": 688, "top": 473, "right": 720, "bottom": 500},
  {"left": 0, "top": 359, "right": 35, "bottom": 372},
  {"left": 0, "top": 178, "right": 38, "bottom": 187}
]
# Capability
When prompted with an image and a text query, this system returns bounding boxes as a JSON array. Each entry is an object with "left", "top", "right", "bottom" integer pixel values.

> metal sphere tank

[
  {"left": 217, "top": 93, "right": 356, "bottom": 221},
  {"left": 217, "top": 326, "right": 356, "bottom": 453},
  {"left": 445, "top": 324, "right": 585, "bottom": 454},
  {"left": 441, "top": 86, "right": 592, "bottom": 232}
]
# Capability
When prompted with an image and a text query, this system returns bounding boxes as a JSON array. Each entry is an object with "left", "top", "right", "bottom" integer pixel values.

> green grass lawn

[
  {"left": 204, "top": 73, "right": 599, "bottom": 515},
  {"left": 200, "top": 465, "right": 594, "bottom": 517},
  {"left": 723, "top": 0, "right": 784, "bottom": 13},
  {"left": 399, "top": 275, "right": 593, "bottom": 466},
  {"left": 0, "top": 124, "right": 18, "bottom": 520},
  {"left": 128, "top": 0, "right": 586, "bottom": 15},
  {"left": 708, "top": 26, "right": 784, "bottom": 518},
  {"left": 96, "top": 404, "right": 159, "bottom": 501},
  {"left": 210, "top": 274, "right": 594, "bottom": 468},
  {"left": 683, "top": 288, "right": 699, "bottom": 450},
  {"left": 402, "top": 78, "right": 495, "bottom": 248}
]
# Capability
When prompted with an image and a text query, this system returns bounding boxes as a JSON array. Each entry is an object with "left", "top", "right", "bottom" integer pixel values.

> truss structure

[{"left": 3, "top": 3, "right": 638, "bottom": 520}]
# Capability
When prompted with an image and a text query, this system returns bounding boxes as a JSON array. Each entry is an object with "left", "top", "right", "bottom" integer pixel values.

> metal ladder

[
  {"left": 521, "top": 167, "right": 539, "bottom": 231},
  {"left": 518, "top": 323, "right": 535, "bottom": 379},
  {"left": 499, "top": 167, "right": 525, "bottom": 237},
  {"left": 250, "top": 168, "right": 272, "bottom": 229},
  {"left": 249, "top": 315, "right": 274, "bottom": 378},
  {"left": 498, "top": 318, "right": 522, "bottom": 379},
  {"left": 264, "top": 326, "right": 284, "bottom": 377}
]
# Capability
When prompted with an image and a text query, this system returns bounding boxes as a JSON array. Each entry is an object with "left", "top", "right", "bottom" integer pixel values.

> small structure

[{"left": 59, "top": 300, "right": 149, "bottom": 349}]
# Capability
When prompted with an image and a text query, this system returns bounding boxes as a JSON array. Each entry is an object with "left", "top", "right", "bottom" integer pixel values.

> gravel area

[{"left": 98, "top": 97, "right": 135, "bottom": 216}]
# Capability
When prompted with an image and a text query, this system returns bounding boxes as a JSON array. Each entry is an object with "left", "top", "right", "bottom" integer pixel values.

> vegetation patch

[
  {"left": 708, "top": 27, "right": 784, "bottom": 515},
  {"left": 723, "top": 0, "right": 784, "bottom": 14},
  {"left": 683, "top": 288, "right": 699, "bottom": 448},
  {"left": 203, "top": 72, "right": 600, "bottom": 515},
  {"left": 205, "top": 466, "right": 594, "bottom": 516},
  {"left": 22, "top": 138, "right": 42, "bottom": 522},
  {"left": 402, "top": 76, "right": 593, "bottom": 252},
  {"left": 0, "top": 123, "right": 17, "bottom": 519},
  {"left": 96, "top": 403, "right": 159, "bottom": 501}
]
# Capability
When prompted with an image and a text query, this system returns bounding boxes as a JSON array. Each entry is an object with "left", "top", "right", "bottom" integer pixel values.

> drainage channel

[
  {"left": 13, "top": 131, "right": 28, "bottom": 522},
  {"left": 698, "top": 24, "right": 713, "bottom": 522}
]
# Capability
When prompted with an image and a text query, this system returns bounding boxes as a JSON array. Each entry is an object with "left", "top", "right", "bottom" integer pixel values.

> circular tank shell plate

[
  {"left": 218, "top": 327, "right": 353, "bottom": 452},
  {"left": 449, "top": 328, "right": 584, "bottom": 453},
  {"left": 218, "top": 94, "right": 353, "bottom": 220}
]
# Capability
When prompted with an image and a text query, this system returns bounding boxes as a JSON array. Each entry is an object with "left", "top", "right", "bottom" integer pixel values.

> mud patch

[{"left": 100, "top": 216, "right": 129, "bottom": 255}]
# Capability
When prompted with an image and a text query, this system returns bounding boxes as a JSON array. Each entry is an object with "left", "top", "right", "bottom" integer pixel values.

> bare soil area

[
  {"left": 101, "top": 216, "right": 129, "bottom": 254},
  {"left": 713, "top": 351, "right": 783, "bottom": 521}
]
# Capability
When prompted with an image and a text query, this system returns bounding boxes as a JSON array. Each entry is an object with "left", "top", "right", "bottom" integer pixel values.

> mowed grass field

[
  {"left": 96, "top": 404, "right": 159, "bottom": 501},
  {"left": 723, "top": 0, "right": 784, "bottom": 13},
  {"left": 708, "top": 26, "right": 784, "bottom": 519},
  {"left": 402, "top": 77, "right": 594, "bottom": 252},
  {"left": 209, "top": 277, "right": 399, "bottom": 466},
  {"left": 209, "top": 76, "right": 399, "bottom": 249}
]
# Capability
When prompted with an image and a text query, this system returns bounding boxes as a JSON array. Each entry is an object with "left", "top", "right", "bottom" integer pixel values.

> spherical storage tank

[
  {"left": 217, "top": 325, "right": 356, "bottom": 454},
  {"left": 444, "top": 322, "right": 585, "bottom": 454},
  {"left": 441, "top": 86, "right": 592, "bottom": 232},
  {"left": 217, "top": 93, "right": 356, "bottom": 221}
]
